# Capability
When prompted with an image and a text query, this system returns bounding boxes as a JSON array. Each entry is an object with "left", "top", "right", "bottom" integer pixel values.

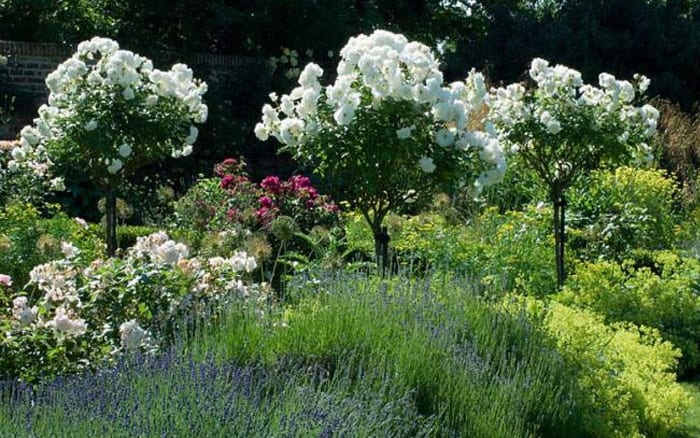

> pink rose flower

[
  {"left": 0, "top": 274, "right": 12, "bottom": 287},
  {"left": 221, "top": 175, "right": 235, "bottom": 189}
]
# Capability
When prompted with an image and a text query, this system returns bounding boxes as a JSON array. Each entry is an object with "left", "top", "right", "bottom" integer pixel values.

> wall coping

[{"left": 0, "top": 40, "right": 267, "bottom": 68}]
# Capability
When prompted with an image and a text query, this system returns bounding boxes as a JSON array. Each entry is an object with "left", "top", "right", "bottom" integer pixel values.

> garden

[{"left": 2, "top": 2, "right": 700, "bottom": 437}]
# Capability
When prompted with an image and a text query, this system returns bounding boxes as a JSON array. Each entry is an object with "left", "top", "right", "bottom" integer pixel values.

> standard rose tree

[
  {"left": 11, "top": 37, "right": 208, "bottom": 256},
  {"left": 256, "top": 30, "right": 504, "bottom": 265},
  {"left": 488, "top": 58, "right": 659, "bottom": 286}
]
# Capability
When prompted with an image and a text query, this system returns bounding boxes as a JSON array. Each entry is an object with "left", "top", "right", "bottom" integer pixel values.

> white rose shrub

[
  {"left": 11, "top": 37, "right": 208, "bottom": 255},
  {"left": 488, "top": 58, "right": 659, "bottom": 286},
  {"left": 255, "top": 30, "right": 504, "bottom": 265},
  {"left": 0, "top": 233, "right": 264, "bottom": 383}
]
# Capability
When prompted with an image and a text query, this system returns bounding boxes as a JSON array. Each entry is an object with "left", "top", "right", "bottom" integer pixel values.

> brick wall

[
  {"left": 0, "top": 39, "right": 269, "bottom": 99},
  {"left": 0, "top": 41, "right": 70, "bottom": 96}
]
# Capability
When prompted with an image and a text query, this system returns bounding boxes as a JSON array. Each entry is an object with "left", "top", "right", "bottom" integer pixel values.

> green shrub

[
  {"left": 0, "top": 202, "right": 103, "bottom": 292},
  {"left": 675, "top": 205, "right": 700, "bottom": 258},
  {"left": 568, "top": 166, "right": 678, "bottom": 261},
  {"left": 503, "top": 296, "right": 690, "bottom": 438},
  {"left": 557, "top": 251, "right": 700, "bottom": 377},
  {"left": 173, "top": 177, "right": 229, "bottom": 233},
  {"left": 344, "top": 205, "right": 558, "bottom": 297},
  {"left": 460, "top": 205, "right": 557, "bottom": 297}
]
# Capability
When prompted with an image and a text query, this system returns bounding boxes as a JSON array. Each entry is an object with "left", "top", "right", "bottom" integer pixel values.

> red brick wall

[
  {"left": 0, "top": 40, "right": 268, "bottom": 98},
  {"left": 0, "top": 41, "right": 70, "bottom": 96}
]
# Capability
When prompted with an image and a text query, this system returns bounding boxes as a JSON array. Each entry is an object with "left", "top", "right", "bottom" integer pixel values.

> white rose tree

[
  {"left": 255, "top": 30, "right": 505, "bottom": 267},
  {"left": 488, "top": 58, "right": 659, "bottom": 287},
  {"left": 12, "top": 37, "right": 208, "bottom": 256}
]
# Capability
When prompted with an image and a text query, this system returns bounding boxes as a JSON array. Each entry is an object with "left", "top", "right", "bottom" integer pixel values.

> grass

[{"left": 676, "top": 381, "right": 700, "bottom": 437}]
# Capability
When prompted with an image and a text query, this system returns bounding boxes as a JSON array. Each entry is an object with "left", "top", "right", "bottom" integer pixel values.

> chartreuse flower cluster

[
  {"left": 255, "top": 29, "right": 505, "bottom": 195},
  {"left": 10, "top": 36, "right": 208, "bottom": 186},
  {"left": 1, "top": 232, "right": 263, "bottom": 382}
]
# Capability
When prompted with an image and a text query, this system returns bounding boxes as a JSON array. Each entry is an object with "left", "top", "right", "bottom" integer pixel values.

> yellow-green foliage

[
  {"left": 569, "top": 166, "right": 678, "bottom": 260},
  {"left": 676, "top": 205, "right": 700, "bottom": 257},
  {"left": 344, "top": 205, "right": 557, "bottom": 296},
  {"left": 502, "top": 296, "right": 690, "bottom": 438},
  {"left": 557, "top": 251, "right": 700, "bottom": 377},
  {"left": 0, "top": 202, "right": 104, "bottom": 293}
]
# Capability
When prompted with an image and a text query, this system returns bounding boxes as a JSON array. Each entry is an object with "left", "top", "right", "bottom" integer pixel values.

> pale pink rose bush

[{"left": 0, "top": 232, "right": 265, "bottom": 382}]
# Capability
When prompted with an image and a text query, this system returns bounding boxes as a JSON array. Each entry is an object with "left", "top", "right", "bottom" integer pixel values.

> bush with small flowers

[
  {"left": 0, "top": 231, "right": 264, "bottom": 383},
  {"left": 488, "top": 58, "right": 660, "bottom": 285},
  {"left": 174, "top": 157, "right": 338, "bottom": 263}
]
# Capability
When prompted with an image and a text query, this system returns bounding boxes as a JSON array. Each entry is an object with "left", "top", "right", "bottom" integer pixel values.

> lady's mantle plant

[
  {"left": 488, "top": 58, "right": 659, "bottom": 286},
  {"left": 255, "top": 30, "right": 504, "bottom": 263},
  {"left": 11, "top": 36, "right": 208, "bottom": 255}
]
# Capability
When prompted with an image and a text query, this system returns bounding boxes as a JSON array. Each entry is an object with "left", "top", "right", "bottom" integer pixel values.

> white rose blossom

[
  {"left": 12, "top": 36, "right": 208, "bottom": 183},
  {"left": 257, "top": 30, "right": 505, "bottom": 195}
]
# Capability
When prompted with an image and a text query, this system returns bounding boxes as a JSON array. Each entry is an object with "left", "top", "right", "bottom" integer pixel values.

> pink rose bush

[{"left": 175, "top": 157, "right": 339, "bottom": 244}]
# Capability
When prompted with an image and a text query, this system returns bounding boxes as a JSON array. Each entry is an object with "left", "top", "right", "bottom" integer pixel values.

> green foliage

[
  {"left": 676, "top": 205, "right": 700, "bottom": 258},
  {"left": 0, "top": 202, "right": 103, "bottom": 292},
  {"left": 173, "top": 177, "right": 230, "bottom": 233},
  {"left": 569, "top": 166, "right": 678, "bottom": 260},
  {"left": 0, "top": 0, "right": 120, "bottom": 45},
  {"left": 344, "top": 204, "right": 557, "bottom": 297},
  {"left": 557, "top": 251, "right": 700, "bottom": 377},
  {"left": 503, "top": 296, "right": 690, "bottom": 438},
  {"left": 469, "top": 152, "right": 548, "bottom": 214}
]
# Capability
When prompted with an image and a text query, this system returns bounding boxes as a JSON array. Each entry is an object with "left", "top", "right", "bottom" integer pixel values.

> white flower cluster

[
  {"left": 119, "top": 319, "right": 148, "bottom": 350},
  {"left": 12, "top": 36, "right": 208, "bottom": 178},
  {"left": 207, "top": 253, "right": 258, "bottom": 273},
  {"left": 255, "top": 30, "right": 505, "bottom": 191},
  {"left": 488, "top": 58, "right": 659, "bottom": 162},
  {"left": 6, "top": 232, "right": 264, "bottom": 355},
  {"left": 12, "top": 296, "right": 38, "bottom": 327},
  {"left": 18, "top": 257, "right": 87, "bottom": 336},
  {"left": 130, "top": 231, "right": 189, "bottom": 266}
]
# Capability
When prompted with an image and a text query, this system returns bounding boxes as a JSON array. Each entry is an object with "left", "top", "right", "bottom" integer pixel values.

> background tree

[{"left": 488, "top": 58, "right": 659, "bottom": 286}]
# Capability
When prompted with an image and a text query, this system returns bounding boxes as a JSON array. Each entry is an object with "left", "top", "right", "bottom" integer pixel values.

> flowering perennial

[
  {"left": 488, "top": 58, "right": 659, "bottom": 175},
  {"left": 213, "top": 158, "right": 338, "bottom": 230},
  {"left": 255, "top": 30, "right": 505, "bottom": 194},
  {"left": 1, "top": 233, "right": 264, "bottom": 381},
  {"left": 11, "top": 36, "right": 208, "bottom": 184}
]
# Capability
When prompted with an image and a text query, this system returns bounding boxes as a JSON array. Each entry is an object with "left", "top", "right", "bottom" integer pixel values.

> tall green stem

[
  {"left": 552, "top": 191, "right": 567, "bottom": 288},
  {"left": 105, "top": 190, "right": 117, "bottom": 257}
]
